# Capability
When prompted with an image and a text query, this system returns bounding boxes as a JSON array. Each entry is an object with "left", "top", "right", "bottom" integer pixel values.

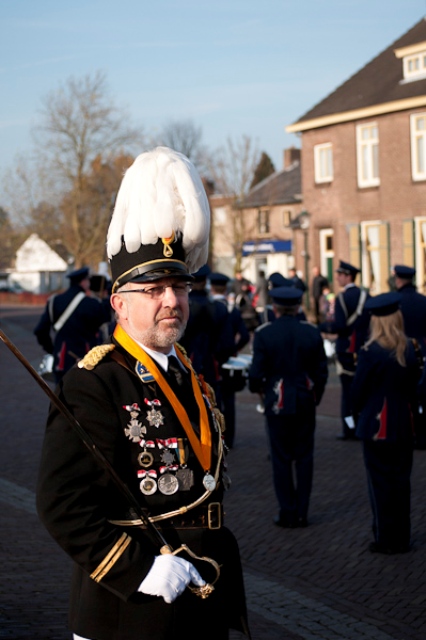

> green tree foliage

[{"left": 249, "top": 152, "right": 275, "bottom": 189}]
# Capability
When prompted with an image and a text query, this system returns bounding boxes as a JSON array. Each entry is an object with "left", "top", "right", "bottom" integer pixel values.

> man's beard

[{"left": 138, "top": 315, "right": 186, "bottom": 350}]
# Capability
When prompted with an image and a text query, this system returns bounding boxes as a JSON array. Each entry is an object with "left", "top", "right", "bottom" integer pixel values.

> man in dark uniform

[
  {"left": 257, "top": 272, "right": 306, "bottom": 326},
  {"left": 36, "top": 148, "right": 249, "bottom": 640},
  {"left": 393, "top": 265, "right": 426, "bottom": 351},
  {"left": 34, "top": 267, "right": 111, "bottom": 382},
  {"left": 248, "top": 287, "right": 328, "bottom": 528},
  {"left": 179, "top": 264, "right": 234, "bottom": 395},
  {"left": 393, "top": 264, "right": 426, "bottom": 447},
  {"left": 209, "top": 272, "right": 250, "bottom": 449},
  {"left": 319, "top": 260, "right": 370, "bottom": 440}
]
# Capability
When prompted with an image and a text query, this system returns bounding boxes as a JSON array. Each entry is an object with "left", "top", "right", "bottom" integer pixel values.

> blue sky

[{"left": 1, "top": 1, "right": 425, "bottom": 175}]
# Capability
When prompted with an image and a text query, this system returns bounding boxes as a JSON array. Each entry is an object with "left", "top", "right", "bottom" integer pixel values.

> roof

[
  {"left": 239, "top": 161, "right": 302, "bottom": 208},
  {"left": 287, "top": 18, "right": 426, "bottom": 132}
]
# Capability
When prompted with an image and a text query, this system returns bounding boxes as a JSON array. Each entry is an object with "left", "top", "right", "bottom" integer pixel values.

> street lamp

[{"left": 290, "top": 210, "right": 311, "bottom": 311}]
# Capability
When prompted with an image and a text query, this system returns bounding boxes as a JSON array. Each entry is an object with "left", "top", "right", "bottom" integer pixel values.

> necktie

[
  {"left": 167, "top": 355, "right": 200, "bottom": 433},
  {"left": 168, "top": 355, "right": 185, "bottom": 386}
]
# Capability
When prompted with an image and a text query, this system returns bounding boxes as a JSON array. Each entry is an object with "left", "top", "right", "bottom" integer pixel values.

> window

[
  {"left": 395, "top": 42, "right": 426, "bottom": 83},
  {"left": 360, "top": 222, "right": 389, "bottom": 294},
  {"left": 356, "top": 124, "right": 380, "bottom": 188},
  {"left": 257, "top": 209, "right": 270, "bottom": 235},
  {"left": 414, "top": 217, "right": 426, "bottom": 293},
  {"left": 410, "top": 114, "right": 426, "bottom": 181},
  {"left": 319, "top": 228, "right": 334, "bottom": 284},
  {"left": 314, "top": 143, "right": 333, "bottom": 183},
  {"left": 282, "top": 210, "right": 292, "bottom": 228}
]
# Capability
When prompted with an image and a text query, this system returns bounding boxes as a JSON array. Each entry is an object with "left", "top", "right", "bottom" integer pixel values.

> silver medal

[
  {"left": 203, "top": 473, "right": 217, "bottom": 492},
  {"left": 146, "top": 408, "right": 164, "bottom": 428},
  {"left": 160, "top": 449, "right": 175, "bottom": 466},
  {"left": 139, "top": 476, "right": 157, "bottom": 495},
  {"left": 124, "top": 419, "right": 146, "bottom": 443},
  {"left": 158, "top": 473, "right": 179, "bottom": 495}
]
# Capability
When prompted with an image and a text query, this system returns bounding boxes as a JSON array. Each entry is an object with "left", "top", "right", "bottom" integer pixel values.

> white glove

[{"left": 138, "top": 554, "right": 205, "bottom": 603}]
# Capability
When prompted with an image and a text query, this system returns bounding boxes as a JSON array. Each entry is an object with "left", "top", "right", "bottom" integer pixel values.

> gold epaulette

[{"left": 78, "top": 344, "right": 116, "bottom": 370}]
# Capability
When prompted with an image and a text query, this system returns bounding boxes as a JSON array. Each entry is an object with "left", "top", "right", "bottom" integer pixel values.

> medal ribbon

[{"left": 113, "top": 325, "right": 212, "bottom": 473}]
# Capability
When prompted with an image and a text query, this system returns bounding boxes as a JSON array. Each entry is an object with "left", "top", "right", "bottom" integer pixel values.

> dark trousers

[
  {"left": 266, "top": 413, "right": 315, "bottom": 524},
  {"left": 362, "top": 439, "right": 413, "bottom": 550},
  {"left": 339, "top": 372, "right": 357, "bottom": 438}
]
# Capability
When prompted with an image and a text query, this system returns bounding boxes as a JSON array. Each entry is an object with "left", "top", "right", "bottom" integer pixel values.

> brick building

[{"left": 286, "top": 17, "right": 426, "bottom": 294}]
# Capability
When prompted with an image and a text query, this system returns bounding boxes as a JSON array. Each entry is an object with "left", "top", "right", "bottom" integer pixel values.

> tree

[
  {"left": 30, "top": 71, "right": 144, "bottom": 266},
  {"left": 250, "top": 152, "right": 275, "bottom": 189},
  {"left": 154, "top": 118, "right": 211, "bottom": 176},
  {"left": 208, "top": 135, "right": 260, "bottom": 273}
]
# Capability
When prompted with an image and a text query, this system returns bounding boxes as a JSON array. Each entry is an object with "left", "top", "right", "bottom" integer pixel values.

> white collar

[{"left": 135, "top": 341, "right": 181, "bottom": 372}]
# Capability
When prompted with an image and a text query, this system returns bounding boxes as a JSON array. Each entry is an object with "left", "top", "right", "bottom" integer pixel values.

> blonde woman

[{"left": 352, "top": 292, "right": 421, "bottom": 555}]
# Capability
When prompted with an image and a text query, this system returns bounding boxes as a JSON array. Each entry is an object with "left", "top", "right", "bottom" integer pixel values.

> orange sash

[{"left": 113, "top": 325, "right": 212, "bottom": 472}]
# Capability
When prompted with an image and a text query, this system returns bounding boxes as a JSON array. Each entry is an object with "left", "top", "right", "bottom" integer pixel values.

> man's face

[
  {"left": 111, "top": 277, "right": 190, "bottom": 353},
  {"left": 336, "top": 272, "right": 351, "bottom": 288}
]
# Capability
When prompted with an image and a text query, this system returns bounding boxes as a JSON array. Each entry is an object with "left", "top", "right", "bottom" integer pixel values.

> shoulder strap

[
  {"left": 339, "top": 288, "right": 367, "bottom": 327},
  {"left": 53, "top": 291, "right": 86, "bottom": 331}
]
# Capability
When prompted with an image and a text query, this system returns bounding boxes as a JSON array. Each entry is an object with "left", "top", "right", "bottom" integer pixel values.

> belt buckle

[{"left": 207, "top": 502, "right": 222, "bottom": 530}]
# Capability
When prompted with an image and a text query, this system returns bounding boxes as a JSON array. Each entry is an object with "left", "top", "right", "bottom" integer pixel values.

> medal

[
  {"left": 138, "top": 469, "right": 157, "bottom": 495},
  {"left": 138, "top": 450, "right": 154, "bottom": 467},
  {"left": 157, "top": 437, "right": 178, "bottom": 466},
  {"left": 146, "top": 406, "right": 164, "bottom": 428},
  {"left": 158, "top": 473, "right": 179, "bottom": 495},
  {"left": 176, "top": 467, "right": 194, "bottom": 491},
  {"left": 123, "top": 404, "right": 146, "bottom": 443},
  {"left": 203, "top": 473, "right": 216, "bottom": 492}
]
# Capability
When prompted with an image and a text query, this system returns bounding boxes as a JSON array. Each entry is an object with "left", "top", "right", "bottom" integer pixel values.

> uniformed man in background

[
  {"left": 209, "top": 272, "right": 250, "bottom": 449},
  {"left": 319, "top": 260, "right": 370, "bottom": 440},
  {"left": 249, "top": 286, "right": 328, "bottom": 528}
]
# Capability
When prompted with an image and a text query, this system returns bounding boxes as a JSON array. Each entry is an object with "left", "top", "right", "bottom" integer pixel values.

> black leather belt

[{"left": 109, "top": 502, "right": 223, "bottom": 530}]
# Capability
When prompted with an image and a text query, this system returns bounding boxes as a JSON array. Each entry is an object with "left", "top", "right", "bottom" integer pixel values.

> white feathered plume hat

[{"left": 107, "top": 147, "right": 211, "bottom": 292}]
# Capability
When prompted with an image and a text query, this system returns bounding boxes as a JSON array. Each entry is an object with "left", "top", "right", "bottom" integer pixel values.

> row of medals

[{"left": 125, "top": 406, "right": 216, "bottom": 497}]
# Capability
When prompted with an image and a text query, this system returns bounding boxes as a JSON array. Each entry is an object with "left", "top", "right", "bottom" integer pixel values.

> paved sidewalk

[{"left": 1, "top": 304, "right": 426, "bottom": 639}]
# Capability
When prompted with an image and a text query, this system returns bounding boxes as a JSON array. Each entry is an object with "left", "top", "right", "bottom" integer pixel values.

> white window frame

[
  {"left": 257, "top": 209, "right": 270, "bottom": 236},
  {"left": 319, "top": 228, "right": 334, "bottom": 282},
  {"left": 360, "top": 221, "right": 386, "bottom": 294},
  {"left": 356, "top": 123, "right": 380, "bottom": 188},
  {"left": 410, "top": 113, "right": 426, "bottom": 181},
  {"left": 414, "top": 216, "right": 426, "bottom": 293},
  {"left": 403, "top": 52, "right": 426, "bottom": 81},
  {"left": 314, "top": 143, "right": 333, "bottom": 183}
]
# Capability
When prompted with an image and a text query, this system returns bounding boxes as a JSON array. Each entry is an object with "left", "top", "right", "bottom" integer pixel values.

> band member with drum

[{"left": 36, "top": 148, "right": 249, "bottom": 640}]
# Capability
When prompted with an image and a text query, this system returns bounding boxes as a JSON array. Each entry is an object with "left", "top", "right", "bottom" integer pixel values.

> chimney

[{"left": 283, "top": 147, "right": 301, "bottom": 169}]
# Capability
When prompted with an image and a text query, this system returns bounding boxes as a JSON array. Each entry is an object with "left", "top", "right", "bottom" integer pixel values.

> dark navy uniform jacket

[
  {"left": 180, "top": 290, "right": 234, "bottom": 386},
  {"left": 34, "top": 284, "right": 111, "bottom": 376},
  {"left": 319, "top": 284, "right": 370, "bottom": 356},
  {"left": 352, "top": 341, "right": 420, "bottom": 442},
  {"left": 398, "top": 283, "right": 426, "bottom": 352},
  {"left": 36, "top": 339, "right": 246, "bottom": 640},
  {"left": 248, "top": 316, "right": 328, "bottom": 417}
]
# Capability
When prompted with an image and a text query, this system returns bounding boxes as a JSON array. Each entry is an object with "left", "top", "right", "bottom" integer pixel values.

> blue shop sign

[{"left": 242, "top": 239, "right": 292, "bottom": 256}]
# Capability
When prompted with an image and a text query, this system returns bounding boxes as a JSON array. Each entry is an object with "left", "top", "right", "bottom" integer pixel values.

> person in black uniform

[
  {"left": 248, "top": 286, "right": 328, "bottom": 528},
  {"left": 392, "top": 264, "right": 426, "bottom": 447},
  {"left": 319, "top": 260, "right": 370, "bottom": 440},
  {"left": 351, "top": 292, "right": 421, "bottom": 554},
  {"left": 257, "top": 272, "right": 306, "bottom": 326},
  {"left": 209, "top": 272, "right": 250, "bottom": 448},
  {"left": 36, "top": 147, "right": 249, "bottom": 640},
  {"left": 179, "top": 264, "right": 234, "bottom": 395},
  {"left": 34, "top": 267, "right": 111, "bottom": 382}
]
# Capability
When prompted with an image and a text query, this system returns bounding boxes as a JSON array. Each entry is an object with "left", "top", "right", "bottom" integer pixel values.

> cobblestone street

[{"left": 1, "top": 303, "right": 426, "bottom": 639}]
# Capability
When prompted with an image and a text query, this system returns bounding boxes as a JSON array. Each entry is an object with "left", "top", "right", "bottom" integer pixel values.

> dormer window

[{"left": 395, "top": 41, "right": 426, "bottom": 83}]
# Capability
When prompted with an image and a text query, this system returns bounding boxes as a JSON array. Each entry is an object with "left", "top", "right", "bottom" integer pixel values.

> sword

[{"left": 0, "top": 327, "right": 218, "bottom": 598}]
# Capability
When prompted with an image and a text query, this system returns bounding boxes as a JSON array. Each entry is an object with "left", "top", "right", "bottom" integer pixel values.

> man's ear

[{"left": 110, "top": 292, "right": 128, "bottom": 319}]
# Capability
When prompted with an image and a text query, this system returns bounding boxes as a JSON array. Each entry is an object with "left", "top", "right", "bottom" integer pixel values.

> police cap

[
  {"left": 365, "top": 292, "right": 402, "bottom": 317},
  {"left": 67, "top": 267, "right": 90, "bottom": 284},
  {"left": 393, "top": 264, "right": 416, "bottom": 279},
  {"left": 210, "top": 272, "right": 230, "bottom": 286},
  {"left": 336, "top": 260, "right": 360, "bottom": 276},
  {"left": 270, "top": 286, "right": 303, "bottom": 305},
  {"left": 268, "top": 272, "right": 293, "bottom": 289}
]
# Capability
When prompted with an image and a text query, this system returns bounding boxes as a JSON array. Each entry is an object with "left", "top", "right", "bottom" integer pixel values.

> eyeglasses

[{"left": 119, "top": 283, "right": 192, "bottom": 300}]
